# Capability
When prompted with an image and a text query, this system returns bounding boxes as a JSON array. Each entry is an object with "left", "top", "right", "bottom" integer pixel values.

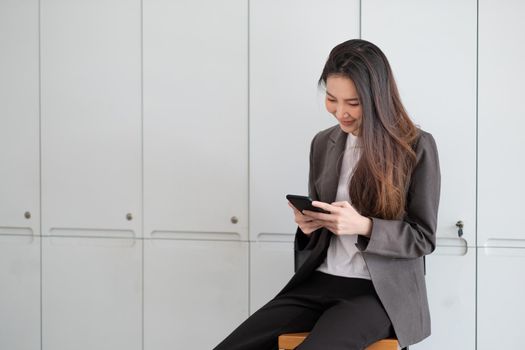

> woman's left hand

[{"left": 303, "top": 201, "right": 372, "bottom": 237}]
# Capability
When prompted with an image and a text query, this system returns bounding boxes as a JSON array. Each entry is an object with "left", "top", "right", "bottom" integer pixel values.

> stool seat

[{"left": 278, "top": 332, "right": 400, "bottom": 350}]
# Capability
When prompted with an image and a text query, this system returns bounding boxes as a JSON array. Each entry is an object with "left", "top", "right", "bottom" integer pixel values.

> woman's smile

[{"left": 341, "top": 119, "right": 355, "bottom": 126}]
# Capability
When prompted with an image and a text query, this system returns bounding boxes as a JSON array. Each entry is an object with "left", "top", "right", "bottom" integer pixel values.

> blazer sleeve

[
  {"left": 355, "top": 131, "right": 441, "bottom": 259},
  {"left": 294, "top": 133, "right": 322, "bottom": 251}
]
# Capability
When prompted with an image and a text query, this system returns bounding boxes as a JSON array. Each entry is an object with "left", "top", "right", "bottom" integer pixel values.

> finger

[
  {"left": 311, "top": 201, "right": 338, "bottom": 213},
  {"left": 296, "top": 217, "right": 313, "bottom": 225},
  {"left": 331, "top": 201, "right": 351, "bottom": 208},
  {"left": 324, "top": 223, "right": 336, "bottom": 234},
  {"left": 302, "top": 222, "right": 324, "bottom": 233},
  {"left": 303, "top": 210, "right": 332, "bottom": 221},
  {"left": 311, "top": 221, "right": 325, "bottom": 229},
  {"left": 298, "top": 216, "right": 323, "bottom": 225},
  {"left": 298, "top": 215, "right": 322, "bottom": 224}
]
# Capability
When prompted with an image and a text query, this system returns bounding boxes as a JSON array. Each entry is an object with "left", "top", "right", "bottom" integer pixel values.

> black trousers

[{"left": 213, "top": 271, "right": 395, "bottom": 350}]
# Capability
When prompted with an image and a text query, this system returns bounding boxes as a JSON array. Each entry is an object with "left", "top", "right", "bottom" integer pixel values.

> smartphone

[{"left": 286, "top": 194, "right": 331, "bottom": 214}]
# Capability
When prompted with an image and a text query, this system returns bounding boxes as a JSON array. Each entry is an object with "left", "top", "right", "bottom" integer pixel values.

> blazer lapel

[{"left": 318, "top": 126, "right": 348, "bottom": 204}]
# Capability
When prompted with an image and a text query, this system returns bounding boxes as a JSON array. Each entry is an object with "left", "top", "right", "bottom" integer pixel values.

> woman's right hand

[{"left": 288, "top": 201, "right": 324, "bottom": 235}]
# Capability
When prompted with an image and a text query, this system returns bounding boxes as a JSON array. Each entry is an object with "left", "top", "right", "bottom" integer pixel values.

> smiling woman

[{"left": 214, "top": 39, "right": 441, "bottom": 350}]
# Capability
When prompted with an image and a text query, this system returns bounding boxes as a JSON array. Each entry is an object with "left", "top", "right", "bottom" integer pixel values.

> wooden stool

[{"left": 278, "top": 332, "right": 401, "bottom": 350}]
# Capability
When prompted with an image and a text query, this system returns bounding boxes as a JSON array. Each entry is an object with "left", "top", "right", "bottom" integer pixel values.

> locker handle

[{"left": 455, "top": 220, "right": 464, "bottom": 237}]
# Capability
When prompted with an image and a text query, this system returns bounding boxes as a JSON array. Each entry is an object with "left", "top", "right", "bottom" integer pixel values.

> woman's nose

[{"left": 336, "top": 107, "right": 348, "bottom": 119}]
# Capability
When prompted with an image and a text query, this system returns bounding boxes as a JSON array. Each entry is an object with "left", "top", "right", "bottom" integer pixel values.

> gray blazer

[{"left": 276, "top": 124, "right": 441, "bottom": 348}]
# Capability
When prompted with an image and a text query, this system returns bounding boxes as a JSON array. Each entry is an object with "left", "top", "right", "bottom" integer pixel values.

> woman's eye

[{"left": 327, "top": 98, "right": 359, "bottom": 106}]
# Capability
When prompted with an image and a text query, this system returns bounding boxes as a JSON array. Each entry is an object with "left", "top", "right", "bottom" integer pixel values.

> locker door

[
  {"left": 362, "top": 1, "right": 477, "bottom": 349},
  {"left": 478, "top": 0, "right": 525, "bottom": 246},
  {"left": 362, "top": 0, "right": 477, "bottom": 245},
  {"left": 0, "top": 1, "right": 41, "bottom": 348},
  {"left": 42, "top": 237, "right": 142, "bottom": 350},
  {"left": 249, "top": 0, "right": 360, "bottom": 241},
  {"left": 144, "top": 239, "right": 248, "bottom": 350},
  {"left": 143, "top": 0, "right": 248, "bottom": 240},
  {"left": 250, "top": 240, "right": 294, "bottom": 313},
  {"left": 0, "top": 236, "right": 40, "bottom": 350},
  {"left": 478, "top": 1, "right": 525, "bottom": 348},
  {"left": 478, "top": 248, "right": 525, "bottom": 349},
  {"left": 412, "top": 246, "right": 475, "bottom": 350},
  {"left": 41, "top": 0, "right": 142, "bottom": 238},
  {"left": 0, "top": 0, "right": 40, "bottom": 234}
]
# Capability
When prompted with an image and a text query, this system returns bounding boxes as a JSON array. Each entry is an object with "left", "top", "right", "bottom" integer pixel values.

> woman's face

[{"left": 324, "top": 75, "right": 363, "bottom": 136}]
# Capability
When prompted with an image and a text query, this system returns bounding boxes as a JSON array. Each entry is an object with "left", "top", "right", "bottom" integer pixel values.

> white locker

[
  {"left": 361, "top": 0, "right": 477, "bottom": 245},
  {"left": 0, "top": 0, "right": 40, "bottom": 236},
  {"left": 144, "top": 239, "right": 248, "bottom": 350},
  {"left": 0, "top": 1, "right": 41, "bottom": 349},
  {"left": 478, "top": 1, "right": 525, "bottom": 348},
  {"left": 478, "top": 0, "right": 525, "bottom": 246},
  {"left": 41, "top": 0, "right": 142, "bottom": 238},
  {"left": 42, "top": 236, "right": 142, "bottom": 350},
  {"left": 249, "top": 0, "right": 360, "bottom": 241},
  {"left": 361, "top": 1, "right": 477, "bottom": 348},
  {"left": 411, "top": 246, "right": 476, "bottom": 350},
  {"left": 143, "top": 0, "right": 248, "bottom": 240},
  {"left": 478, "top": 247, "right": 525, "bottom": 349},
  {"left": 250, "top": 240, "right": 294, "bottom": 313},
  {"left": 0, "top": 235, "right": 40, "bottom": 350}
]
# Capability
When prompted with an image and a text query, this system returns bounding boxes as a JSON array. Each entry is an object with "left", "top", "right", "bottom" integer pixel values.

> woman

[{"left": 214, "top": 39, "right": 441, "bottom": 350}]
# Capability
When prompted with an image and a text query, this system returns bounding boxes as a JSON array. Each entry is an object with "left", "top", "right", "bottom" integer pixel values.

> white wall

[{"left": 1, "top": 0, "right": 523, "bottom": 349}]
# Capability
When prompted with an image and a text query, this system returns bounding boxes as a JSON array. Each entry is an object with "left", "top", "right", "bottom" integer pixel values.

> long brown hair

[{"left": 318, "top": 39, "right": 420, "bottom": 220}]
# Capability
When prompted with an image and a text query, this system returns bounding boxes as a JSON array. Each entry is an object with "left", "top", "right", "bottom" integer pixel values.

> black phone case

[{"left": 286, "top": 194, "right": 330, "bottom": 214}]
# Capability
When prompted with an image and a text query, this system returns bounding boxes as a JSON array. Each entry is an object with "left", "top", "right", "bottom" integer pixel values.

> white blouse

[{"left": 315, "top": 131, "right": 371, "bottom": 280}]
